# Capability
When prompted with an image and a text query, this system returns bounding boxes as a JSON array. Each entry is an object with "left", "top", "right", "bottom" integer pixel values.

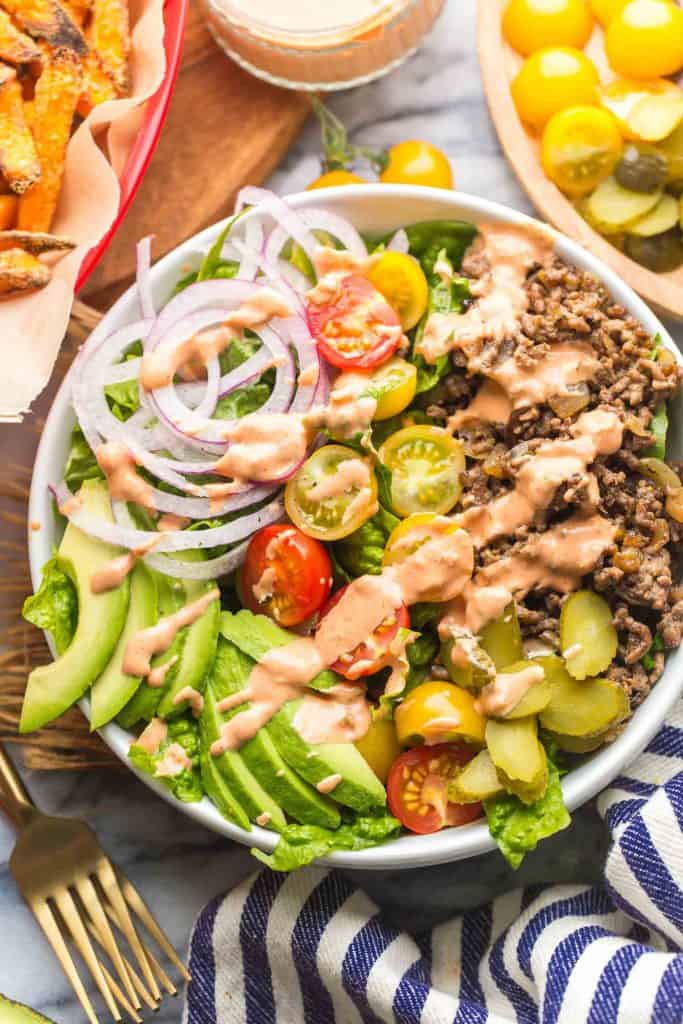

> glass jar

[{"left": 199, "top": 0, "right": 446, "bottom": 91}]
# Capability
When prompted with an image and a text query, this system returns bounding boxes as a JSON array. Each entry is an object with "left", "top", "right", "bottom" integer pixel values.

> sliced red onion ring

[
  {"left": 136, "top": 237, "right": 155, "bottom": 320},
  {"left": 387, "top": 229, "right": 409, "bottom": 253},
  {"left": 144, "top": 541, "right": 250, "bottom": 580},
  {"left": 234, "top": 217, "right": 263, "bottom": 282},
  {"left": 235, "top": 187, "right": 317, "bottom": 255}
]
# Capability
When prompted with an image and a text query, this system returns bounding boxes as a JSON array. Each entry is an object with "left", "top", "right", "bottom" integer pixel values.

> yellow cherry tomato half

[
  {"left": 512, "top": 46, "right": 599, "bottom": 130},
  {"left": 382, "top": 513, "right": 460, "bottom": 567},
  {"left": 284, "top": 445, "right": 378, "bottom": 541},
  {"left": 502, "top": 0, "right": 594, "bottom": 56},
  {"left": 355, "top": 717, "right": 402, "bottom": 783},
  {"left": 541, "top": 105, "right": 623, "bottom": 196},
  {"left": 380, "top": 141, "right": 454, "bottom": 189},
  {"left": 589, "top": 0, "right": 628, "bottom": 24},
  {"left": 395, "top": 681, "right": 487, "bottom": 747},
  {"left": 378, "top": 425, "right": 465, "bottom": 517},
  {"left": 364, "top": 356, "right": 418, "bottom": 421},
  {"left": 605, "top": 0, "right": 683, "bottom": 79},
  {"left": 307, "top": 170, "right": 368, "bottom": 190},
  {"left": 366, "top": 251, "right": 429, "bottom": 331}
]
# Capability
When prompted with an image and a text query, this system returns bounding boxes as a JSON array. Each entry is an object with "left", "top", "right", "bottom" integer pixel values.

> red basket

[{"left": 75, "top": 0, "right": 189, "bottom": 292}]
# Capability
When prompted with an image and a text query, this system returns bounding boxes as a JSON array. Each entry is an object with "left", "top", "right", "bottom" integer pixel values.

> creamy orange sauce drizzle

[
  {"left": 30, "top": 520, "right": 41, "bottom": 532},
  {"left": 306, "top": 456, "right": 372, "bottom": 504},
  {"left": 147, "top": 654, "right": 179, "bottom": 689},
  {"left": 173, "top": 685, "right": 205, "bottom": 717},
  {"left": 123, "top": 588, "right": 219, "bottom": 678},
  {"left": 90, "top": 537, "right": 160, "bottom": 595},
  {"left": 215, "top": 412, "right": 310, "bottom": 482},
  {"left": 156, "top": 743, "right": 193, "bottom": 777},
  {"left": 459, "top": 409, "right": 623, "bottom": 549},
  {"left": 140, "top": 288, "right": 293, "bottom": 391},
  {"left": 96, "top": 441, "right": 155, "bottom": 509},
  {"left": 474, "top": 663, "right": 544, "bottom": 717},
  {"left": 306, "top": 370, "right": 378, "bottom": 441},
  {"left": 255, "top": 811, "right": 271, "bottom": 826},
  {"left": 316, "top": 773, "right": 343, "bottom": 793},
  {"left": 135, "top": 717, "right": 167, "bottom": 755},
  {"left": 59, "top": 493, "right": 84, "bottom": 517},
  {"left": 307, "top": 245, "right": 381, "bottom": 305},
  {"left": 298, "top": 362, "right": 319, "bottom": 388},
  {"left": 157, "top": 512, "right": 191, "bottom": 532}
]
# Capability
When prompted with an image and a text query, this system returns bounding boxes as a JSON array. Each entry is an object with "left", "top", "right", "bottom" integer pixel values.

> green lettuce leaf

[
  {"left": 333, "top": 506, "right": 399, "bottom": 578},
  {"left": 405, "top": 220, "right": 478, "bottom": 280},
  {"left": 104, "top": 378, "right": 140, "bottom": 422},
  {"left": 63, "top": 426, "right": 103, "bottom": 492},
  {"left": 129, "top": 715, "right": 204, "bottom": 803},
  {"left": 411, "top": 253, "right": 471, "bottom": 395},
  {"left": 642, "top": 632, "right": 664, "bottom": 672},
  {"left": 251, "top": 813, "right": 401, "bottom": 871},
  {"left": 23, "top": 554, "right": 77, "bottom": 655},
  {"left": 484, "top": 755, "right": 570, "bottom": 869},
  {"left": 643, "top": 404, "right": 668, "bottom": 460}
]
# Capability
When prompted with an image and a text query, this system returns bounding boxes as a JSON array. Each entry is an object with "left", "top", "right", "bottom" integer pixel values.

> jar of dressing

[{"left": 199, "top": 0, "right": 446, "bottom": 91}]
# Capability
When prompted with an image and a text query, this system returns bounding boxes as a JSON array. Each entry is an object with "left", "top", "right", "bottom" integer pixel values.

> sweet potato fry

[
  {"left": 0, "top": 65, "right": 41, "bottom": 194},
  {"left": 17, "top": 47, "right": 82, "bottom": 232},
  {"left": 0, "top": 194, "right": 17, "bottom": 229},
  {"left": 0, "top": 247, "right": 50, "bottom": 294},
  {"left": 77, "top": 49, "right": 116, "bottom": 116},
  {"left": 87, "top": 0, "right": 129, "bottom": 93},
  {"left": 0, "top": 228, "right": 74, "bottom": 252},
  {"left": 1, "top": 0, "right": 86, "bottom": 54},
  {"left": 0, "top": 9, "right": 42, "bottom": 64}
]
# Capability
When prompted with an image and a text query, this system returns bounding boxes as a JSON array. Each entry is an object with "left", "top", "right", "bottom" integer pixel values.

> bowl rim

[{"left": 28, "top": 184, "right": 683, "bottom": 870}]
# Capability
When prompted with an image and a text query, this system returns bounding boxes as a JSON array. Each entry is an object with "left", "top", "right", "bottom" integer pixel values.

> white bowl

[{"left": 28, "top": 185, "right": 683, "bottom": 870}]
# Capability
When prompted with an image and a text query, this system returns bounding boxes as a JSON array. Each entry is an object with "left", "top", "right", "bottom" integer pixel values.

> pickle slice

[
  {"left": 538, "top": 657, "right": 629, "bottom": 736},
  {"left": 585, "top": 176, "right": 661, "bottom": 233},
  {"left": 495, "top": 661, "right": 552, "bottom": 719},
  {"left": 480, "top": 602, "right": 524, "bottom": 669},
  {"left": 560, "top": 590, "right": 618, "bottom": 680},
  {"left": 628, "top": 93, "right": 683, "bottom": 144},
  {"left": 441, "top": 634, "right": 495, "bottom": 691},
  {"left": 498, "top": 751, "right": 549, "bottom": 805},
  {"left": 629, "top": 194, "right": 679, "bottom": 237},
  {"left": 485, "top": 716, "right": 542, "bottom": 782},
  {"left": 448, "top": 749, "right": 504, "bottom": 803},
  {"left": 544, "top": 729, "right": 610, "bottom": 754}
]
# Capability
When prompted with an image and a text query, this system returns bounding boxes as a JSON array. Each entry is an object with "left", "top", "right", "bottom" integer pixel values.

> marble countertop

[{"left": 1, "top": 2, "right": 681, "bottom": 1021}]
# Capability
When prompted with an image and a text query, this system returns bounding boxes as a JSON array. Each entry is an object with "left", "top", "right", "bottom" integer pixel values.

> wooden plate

[{"left": 477, "top": 0, "right": 683, "bottom": 319}]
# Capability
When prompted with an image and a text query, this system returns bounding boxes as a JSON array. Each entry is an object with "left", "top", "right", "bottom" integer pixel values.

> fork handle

[{"left": 0, "top": 741, "right": 35, "bottom": 830}]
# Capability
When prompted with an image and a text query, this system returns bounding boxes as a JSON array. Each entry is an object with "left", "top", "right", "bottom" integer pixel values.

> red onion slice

[
  {"left": 136, "top": 237, "right": 155, "bottom": 320},
  {"left": 387, "top": 229, "right": 409, "bottom": 253}
]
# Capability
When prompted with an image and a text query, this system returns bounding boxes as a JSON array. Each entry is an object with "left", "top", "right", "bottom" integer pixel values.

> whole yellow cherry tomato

[
  {"left": 395, "top": 681, "right": 487, "bottom": 747},
  {"left": 605, "top": 0, "right": 683, "bottom": 79},
  {"left": 511, "top": 46, "right": 599, "bottom": 130},
  {"left": 380, "top": 141, "right": 453, "bottom": 189},
  {"left": 355, "top": 717, "right": 402, "bottom": 783},
  {"left": 502, "top": 0, "right": 594, "bottom": 56},
  {"left": 541, "top": 105, "right": 623, "bottom": 196},
  {"left": 307, "top": 170, "right": 367, "bottom": 190},
  {"left": 589, "top": 0, "right": 628, "bottom": 25},
  {"left": 366, "top": 251, "right": 429, "bottom": 330}
]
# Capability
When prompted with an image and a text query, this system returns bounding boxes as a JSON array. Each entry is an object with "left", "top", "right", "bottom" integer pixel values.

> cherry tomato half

[
  {"left": 541, "top": 105, "right": 623, "bottom": 197},
  {"left": 378, "top": 425, "right": 465, "bottom": 517},
  {"left": 387, "top": 744, "right": 483, "bottom": 834},
  {"left": 307, "top": 274, "right": 403, "bottom": 371},
  {"left": 284, "top": 444, "right": 378, "bottom": 541},
  {"left": 240, "top": 524, "right": 333, "bottom": 627},
  {"left": 379, "top": 140, "right": 454, "bottom": 189},
  {"left": 355, "top": 717, "right": 402, "bottom": 783},
  {"left": 320, "top": 585, "right": 410, "bottom": 680},
  {"left": 307, "top": 170, "right": 368, "bottom": 190},
  {"left": 366, "top": 251, "right": 429, "bottom": 331}
]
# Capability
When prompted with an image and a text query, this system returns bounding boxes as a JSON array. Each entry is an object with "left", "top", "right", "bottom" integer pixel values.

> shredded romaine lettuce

[
  {"left": 251, "top": 812, "right": 401, "bottom": 871},
  {"left": 23, "top": 554, "right": 77, "bottom": 655},
  {"left": 129, "top": 715, "right": 204, "bottom": 803},
  {"left": 333, "top": 507, "right": 399, "bottom": 578}
]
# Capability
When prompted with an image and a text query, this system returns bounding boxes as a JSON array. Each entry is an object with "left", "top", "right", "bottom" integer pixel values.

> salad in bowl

[{"left": 22, "top": 186, "right": 683, "bottom": 871}]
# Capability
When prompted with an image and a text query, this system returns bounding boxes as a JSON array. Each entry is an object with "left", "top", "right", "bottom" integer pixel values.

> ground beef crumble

[{"left": 426, "top": 252, "right": 683, "bottom": 712}]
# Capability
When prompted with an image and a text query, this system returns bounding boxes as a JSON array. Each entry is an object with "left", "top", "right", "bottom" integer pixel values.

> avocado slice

[
  {"left": 199, "top": 742, "right": 251, "bottom": 831},
  {"left": 268, "top": 700, "right": 386, "bottom": 813},
  {"left": 89, "top": 564, "right": 158, "bottom": 729},
  {"left": 20, "top": 480, "right": 130, "bottom": 734},
  {"left": 117, "top": 554, "right": 220, "bottom": 728},
  {"left": 201, "top": 679, "right": 286, "bottom": 832},
  {"left": 0, "top": 995, "right": 56, "bottom": 1023},
  {"left": 212, "top": 638, "right": 341, "bottom": 829},
  {"left": 219, "top": 610, "right": 386, "bottom": 814}
]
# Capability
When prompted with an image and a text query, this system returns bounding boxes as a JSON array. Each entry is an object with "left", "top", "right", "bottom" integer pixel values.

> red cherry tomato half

[
  {"left": 319, "top": 585, "right": 410, "bottom": 680},
  {"left": 240, "top": 524, "right": 333, "bottom": 628},
  {"left": 307, "top": 274, "right": 403, "bottom": 370},
  {"left": 387, "top": 744, "right": 483, "bottom": 835}
]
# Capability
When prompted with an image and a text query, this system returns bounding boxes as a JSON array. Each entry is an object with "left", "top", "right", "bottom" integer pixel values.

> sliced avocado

[
  {"left": 0, "top": 995, "right": 56, "bottom": 1023},
  {"left": 268, "top": 700, "right": 387, "bottom": 814},
  {"left": 20, "top": 481, "right": 130, "bottom": 734},
  {"left": 198, "top": 741, "right": 250, "bottom": 830},
  {"left": 212, "top": 638, "right": 341, "bottom": 829},
  {"left": 220, "top": 610, "right": 337, "bottom": 692},
  {"left": 89, "top": 564, "right": 158, "bottom": 729},
  {"left": 202, "top": 677, "right": 286, "bottom": 831}
]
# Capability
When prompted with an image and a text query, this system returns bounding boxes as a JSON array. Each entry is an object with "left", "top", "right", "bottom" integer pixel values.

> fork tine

[
  {"left": 95, "top": 859, "right": 160, "bottom": 1000},
  {"left": 103, "top": 902, "right": 177, "bottom": 997},
  {"left": 86, "top": 911, "right": 159, "bottom": 1011},
  {"left": 97, "top": 959, "right": 143, "bottom": 1024},
  {"left": 31, "top": 898, "right": 100, "bottom": 1024},
  {"left": 53, "top": 885, "right": 121, "bottom": 1022},
  {"left": 118, "top": 873, "right": 191, "bottom": 983},
  {"left": 76, "top": 875, "right": 141, "bottom": 1010}
]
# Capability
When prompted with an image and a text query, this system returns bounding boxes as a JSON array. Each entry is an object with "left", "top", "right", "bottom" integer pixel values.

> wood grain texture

[
  {"left": 81, "top": 2, "right": 310, "bottom": 307},
  {"left": 478, "top": 0, "right": 683, "bottom": 320}
]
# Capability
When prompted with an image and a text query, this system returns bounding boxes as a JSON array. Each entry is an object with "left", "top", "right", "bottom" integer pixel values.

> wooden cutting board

[{"left": 81, "top": 3, "right": 310, "bottom": 308}]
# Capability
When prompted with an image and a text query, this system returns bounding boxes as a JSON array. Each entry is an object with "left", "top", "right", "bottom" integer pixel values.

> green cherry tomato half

[{"left": 284, "top": 444, "right": 378, "bottom": 541}]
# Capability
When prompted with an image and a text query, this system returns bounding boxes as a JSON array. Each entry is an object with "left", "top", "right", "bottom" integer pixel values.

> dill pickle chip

[
  {"left": 448, "top": 749, "right": 504, "bottom": 803},
  {"left": 480, "top": 602, "right": 524, "bottom": 669},
  {"left": 497, "top": 749, "right": 549, "bottom": 805},
  {"left": 485, "top": 716, "right": 543, "bottom": 784},
  {"left": 538, "top": 657, "right": 629, "bottom": 736},
  {"left": 629, "top": 194, "right": 680, "bottom": 237},
  {"left": 496, "top": 661, "right": 552, "bottom": 719},
  {"left": 585, "top": 176, "right": 661, "bottom": 233},
  {"left": 544, "top": 729, "right": 610, "bottom": 753},
  {"left": 440, "top": 634, "right": 495, "bottom": 690},
  {"left": 560, "top": 590, "right": 618, "bottom": 679}
]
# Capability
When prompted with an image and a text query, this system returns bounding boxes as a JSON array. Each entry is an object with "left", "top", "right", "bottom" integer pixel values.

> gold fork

[{"left": 0, "top": 741, "right": 191, "bottom": 1023}]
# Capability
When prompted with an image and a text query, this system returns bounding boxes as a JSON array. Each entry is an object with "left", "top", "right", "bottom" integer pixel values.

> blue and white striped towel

[{"left": 184, "top": 703, "right": 683, "bottom": 1024}]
